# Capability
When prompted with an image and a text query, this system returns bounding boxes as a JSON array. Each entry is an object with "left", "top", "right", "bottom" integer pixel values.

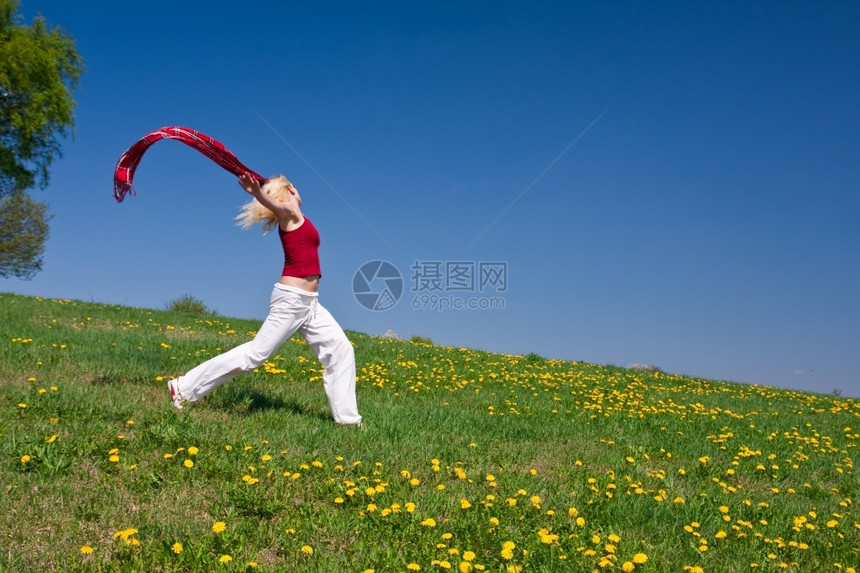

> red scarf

[{"left": 113, "top": 126, "right": 267, "bottom": 202}]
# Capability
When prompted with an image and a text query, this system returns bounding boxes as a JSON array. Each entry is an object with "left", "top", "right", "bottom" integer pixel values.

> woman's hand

[{"left": 238, "top": 172, "right": 261, "bottom": 196}]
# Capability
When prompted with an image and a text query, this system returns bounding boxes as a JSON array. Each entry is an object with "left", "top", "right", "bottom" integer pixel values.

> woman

[{"left": 167, "top": 172, "right": 362, "bottom": 426}]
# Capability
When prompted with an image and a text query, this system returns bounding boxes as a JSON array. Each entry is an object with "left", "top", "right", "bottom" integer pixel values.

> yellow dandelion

[
  {"left": 115, "top": 527, "right": 138, "bottom": 540},
  {"left": 172, "top": 542, "right": 183, "bottom": 554},
  {"left": 460, "top": 499, "right": 472, "bottom": 509},
  {"left": 184, "top": 459, "right": 194, "bottom": 468},
  {"left": 622, "top": 563, "right": 635, "bottom": 572},
  {"left": 301, "top": 545, "right": 314, "bottom": 555},
  {"left": 21, "top": 455, "right": 31, "bottom": 464},
  {"left": 212, "top": 521, "right": 226, "bottom": 534},
  {"left": 219, "top": 554, "right": 232, "bottom": 563},
  {"left": 407, "top": 564, "right": 421, "bottom": 571},
  {"left": 80, "top": 545, "right": 94, "bottom": 555},
  {"left": 112, "top": 528, "right": 139, "bottom": 546},
  {"left": 188, "top": 446, "right": 199, "bottom": 455},
  {"left": 633, "top": 553, "right": 648, "bottom": 564},
  {"left": 541, "top": 532, "right": 560, "bottom": 545}
]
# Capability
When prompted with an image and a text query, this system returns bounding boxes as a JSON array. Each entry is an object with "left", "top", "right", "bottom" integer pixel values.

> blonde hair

[{"left": 235, "top": 175, "right": 297, "bottom": 234}]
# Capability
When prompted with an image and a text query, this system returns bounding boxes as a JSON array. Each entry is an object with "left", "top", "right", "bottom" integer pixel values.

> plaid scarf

[{"left": 113, "top": 126, "right": 267, "bottom": 202}]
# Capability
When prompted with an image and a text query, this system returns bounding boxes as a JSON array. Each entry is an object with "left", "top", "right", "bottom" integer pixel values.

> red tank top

[{"left": 278, "top": 218, "right": 321, "bottom": 278}]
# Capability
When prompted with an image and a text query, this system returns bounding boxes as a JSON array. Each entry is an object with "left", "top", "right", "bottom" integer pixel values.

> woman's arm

[{"left": 238, "top": 172, "right": 300, "bottom": 224}]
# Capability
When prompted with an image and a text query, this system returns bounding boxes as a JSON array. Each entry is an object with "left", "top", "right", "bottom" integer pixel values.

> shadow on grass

[
  {"left": 90, "top": 373, "right": 154, "bottom": 386},
  {"left": 210, "top": 388, "right": 331, "bottom": 422}
]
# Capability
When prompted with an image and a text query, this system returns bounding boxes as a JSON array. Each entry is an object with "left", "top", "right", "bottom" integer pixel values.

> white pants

[{"left": 173, "top": 283, "right": 362, "bottom": 425}]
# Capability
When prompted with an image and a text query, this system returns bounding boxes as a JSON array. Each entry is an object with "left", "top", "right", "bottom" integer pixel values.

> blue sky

[{"left": 5, "top": 1, "right": 859, "bottom": 397}]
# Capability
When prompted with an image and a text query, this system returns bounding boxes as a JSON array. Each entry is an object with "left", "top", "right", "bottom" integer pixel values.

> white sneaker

[{"left": 167, "top": 379, "right": 185, "bottom": 410}]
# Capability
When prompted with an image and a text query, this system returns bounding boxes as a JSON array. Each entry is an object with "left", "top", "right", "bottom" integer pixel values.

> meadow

[{"left": 0, "top": 292, "right": 857, "bottom": 572}]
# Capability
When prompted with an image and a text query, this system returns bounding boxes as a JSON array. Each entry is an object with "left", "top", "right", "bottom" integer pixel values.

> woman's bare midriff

[{"left": 279, "top": 274, "right": 320, "bottom": 292}]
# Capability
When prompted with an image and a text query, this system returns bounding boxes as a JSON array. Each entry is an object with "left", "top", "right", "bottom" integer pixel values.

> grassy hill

[{"left": 1, "top": 292, "right": 857, "bottom": 572}]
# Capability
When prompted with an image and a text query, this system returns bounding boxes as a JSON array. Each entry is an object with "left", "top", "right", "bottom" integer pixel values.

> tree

[
  {"left": 0, "top": 190, "right": 51, "bottom": 279},
  {"left": 0, "top": 0, "right": 82, "bottom": 278}
]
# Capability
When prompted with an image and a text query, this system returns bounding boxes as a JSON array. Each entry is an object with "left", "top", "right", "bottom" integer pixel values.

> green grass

[{"left": 0, "top": 292, "right": 857, "bottom": 572}]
